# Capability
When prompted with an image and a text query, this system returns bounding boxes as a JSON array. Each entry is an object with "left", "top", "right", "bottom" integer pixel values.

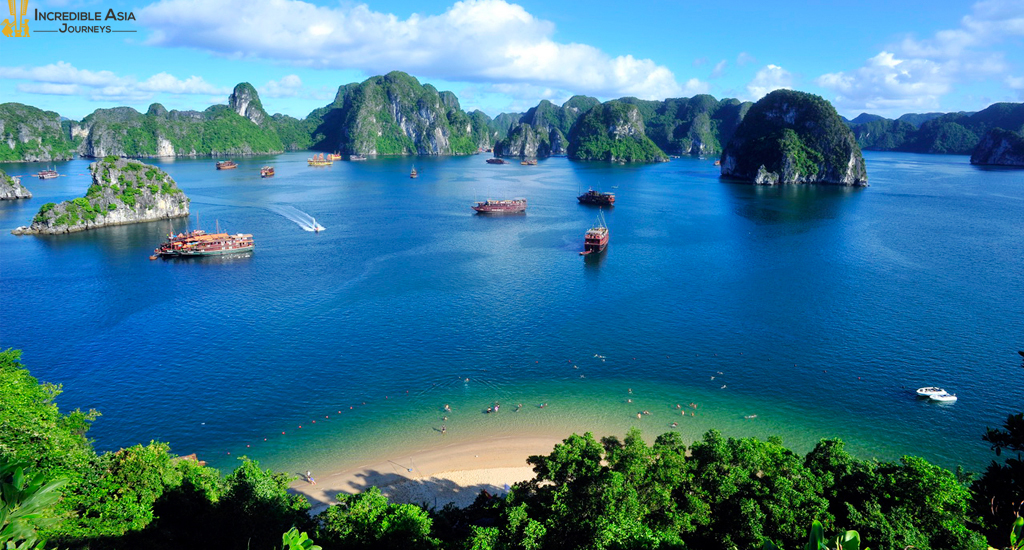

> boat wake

[{"left": 267, "top": 205, "right": 324, "bottom": 232}]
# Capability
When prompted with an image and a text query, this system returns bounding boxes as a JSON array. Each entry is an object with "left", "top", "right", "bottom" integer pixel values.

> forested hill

[{"left": 845, "top": 102, "right": 1024, "bottom": 154}]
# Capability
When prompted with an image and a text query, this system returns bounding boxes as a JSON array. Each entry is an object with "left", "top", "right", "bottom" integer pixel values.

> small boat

[
  {"left": 216, "top": 160, "right": 238, "bottom": 170},
  {"left": 260, "top": 166, "right": 275, "bottom": 178},
  {"left": 521, "top": 159, "right": 537, "bottom": 165},
  {"left": 916, "top": 387, "right": 946, "bottom": 397},
  {"left": 37, "top": 168, "right": 59, "bottom": 179},
  {"left": 308, "top": 153, "right": 333, "bottom": 166},
  {"left": 929, "top": 392, "right": 958, "bottom": 402},
  {"left": 580, "top": 210, "right": 609, "bottom": 256},
  {"left": 311, "top": 217, "right": 321, "bottom": 233},
  {"left": 327, "top": 153, "right": 343, "bottom": 161},
  {"left": 486, "top": 158, "right": 506, "bottom": 165},
  {"left": 410, "top": 166, "right": 418, "bottom": 179},
  {"left": 349, "top": 154, "right": 367, "bottom": 161},
  {"left": 714, "top": 160, "right": 722, "bottom": 166}
]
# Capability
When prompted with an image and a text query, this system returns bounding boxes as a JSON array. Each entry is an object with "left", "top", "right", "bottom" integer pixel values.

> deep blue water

[{"left": 1, "top": 152, "right": 1021, "bottom": 474}]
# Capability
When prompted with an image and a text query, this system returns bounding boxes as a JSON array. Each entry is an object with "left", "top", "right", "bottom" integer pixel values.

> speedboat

[
  {"left": 916, "top": 387, "right": 945, "bottom": 397},
  {"left": 929, "top": 392, "right": 958, "bottom": 402}
]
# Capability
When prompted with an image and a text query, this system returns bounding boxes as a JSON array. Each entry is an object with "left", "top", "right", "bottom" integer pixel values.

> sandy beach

[{"left": 290, "top": 435, "right": 565, "bottom": 512}]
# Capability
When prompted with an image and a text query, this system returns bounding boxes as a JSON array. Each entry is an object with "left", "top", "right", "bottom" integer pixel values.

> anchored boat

[
  {"left": 472, "top": 198, "right": 526, "bottom": 214},
  {"left": 577, "top": 188, "right": 615, "bottom": 206},
  {"left": 153, "top": 229, "right": 254, "bottom": 258},
  {"left": 216, "top": 160, "right": 238, "bottom": 170},
  {"left": 580, "top": 210, "right": 609, "bottom": 255},
  {"left": 308, "top": 153, "right": 333, "bottom": 166}
]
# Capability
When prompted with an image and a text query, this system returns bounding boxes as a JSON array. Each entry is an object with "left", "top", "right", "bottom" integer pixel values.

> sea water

[{"left": 0, "top": 152, "right": 1021, "bottom": 476}]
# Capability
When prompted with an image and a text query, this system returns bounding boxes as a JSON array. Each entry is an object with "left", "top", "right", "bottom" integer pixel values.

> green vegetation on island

[
  {"left": 494, "top": 96, "right": 599, "bottom": 158},
  {"left": 618, "top": 94, "right": 752, "bottom": 156},
  {"left": 0, "top": 103, "right": 77, "bottom": 162},
  {"left": 970, "top": 127, "right": 1024, "bottom": 166},
  {"left": 721, "top": 90, "right": 867, "bottom": 186},
  {"left": 847, "top": 103, "right": 1024, "bottom": 155},
  {"left": 14, "top": 157, "right": 188, "bottom": 235},
  {"left": 567, "top": 101, "right": 668, "bottom": 162},
  {"left": 3, "top": 348, "right": 1023, "bottom": 549}
]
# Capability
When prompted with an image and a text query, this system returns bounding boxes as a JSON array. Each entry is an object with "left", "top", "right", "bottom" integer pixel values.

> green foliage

[
  {"left": 762, "top": 520, "right": 866, "bottom": 550},
  {"left": 0, "top": 103, "right": 75, "bottom": 162},
  {"left": 0, "top": 457, "right": 67, "bottom": 548},
  {"left": 315, "top": 486, "right": 436, "bottom": 549},
  {"left": 216, "top": 457, "right": 312, "bottom": 550},
  {"left": 281, "top": 527, "right": 322, "bottom": 550},
  {"left": 973, "top": 413, "right": 1024, "bottom": 545}
]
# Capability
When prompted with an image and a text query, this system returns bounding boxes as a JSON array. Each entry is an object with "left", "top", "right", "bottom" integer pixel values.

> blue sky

[{"left": 2, "top": 0, "right": 1022, "bottom": 120}]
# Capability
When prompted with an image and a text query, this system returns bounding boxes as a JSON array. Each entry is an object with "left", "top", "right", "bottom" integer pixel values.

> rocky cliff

[
  {"left": 721, "top": 90, "right": 867, "bottom": 186},
  {"left": 568, "top": 102, "right": 667, "bottom": 162},
  {"left": 494, "top": 96, "right": 599, "bottom": 158},
  {"left": 0, "top": 103, "right": 76, "bottom": 163},
  {"left": 0, "top": 168, "right": 32, "bottom": 200},
  {"left": 12, "top": 157, "right": 188, "bottom": 235},
  {"left": 970, "top": 128, "right": 1024, "bottom": 167},
  {"left": 69, "top": 85, "right": 304, "bottom": 159},
  {"left": 307, "top": 71, "right": 491, "bottom": 155}
]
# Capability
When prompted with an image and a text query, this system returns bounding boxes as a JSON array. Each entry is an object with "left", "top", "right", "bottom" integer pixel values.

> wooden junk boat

[
  {"left": 577, "top": 188, "right": 615, "bottom": 206},
  {"left": 37, "top": 168, "right": 59, "bottom": 179},
  {"left": 410, "top": 166, "right": 418, "bottom": 179},
  {"left": 260, "top": 166, "right": 275, "bottom": 178},
  {"left": 151, "top": 229, "right": 254, "bottom": 258},
  {"left": 308, "top": 153, "right": 333, "bottom": 166},
  {"left": 580, "top": 211, "right": 608, "bottom": 256},
  {"left": 472, "top": 198, "right": 526, "bottom": 214},
  {"left": 215, "top": 160, "right": 238, "bottom": 170},
  {"left": 327, "top": 153, "right": 343, "bottom": 161}
]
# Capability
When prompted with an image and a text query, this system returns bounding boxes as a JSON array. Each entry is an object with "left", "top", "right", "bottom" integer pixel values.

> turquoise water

[{"left": 1, "top": 152, "right": 1021, "bottom": 475}]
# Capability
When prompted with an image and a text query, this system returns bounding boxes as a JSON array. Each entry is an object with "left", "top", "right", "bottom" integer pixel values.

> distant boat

[
  {"left": 308, "top": 153, "right": 333, "bottom": 166},
  {"left": 472, "top": 198, "right": 526, "bottom": 214},
  {"left": 714, "top": 160, "right": 721, "bottom": 166},
  {"left": 580, "top": 210, "right": 609, "bottom": 256},
  {"left": 349, "top": 154, "right": 367, "bottom": 161},
  {"left": 578, "top": 188, "right": 615, "bottom": 207},
  {"left": 486, "top": 158, "right": 507, "bottom": 164},
  {"left": 930, "top": 392, "right": 958, "bottom": 402},
  {"left": 521, "top": 159, "right": 537, "bottom": 165},
  {"left": 37, "top": 167, "right": 58, "bottom": 179},
  {"left": 216, "top": 160, "right": 238, "bottom": 170},
  {"left": 260, "top": 166, "right": 275, "bottom": 178},
  {"left": 327, "top": 153, "right": 343, "bottom": 161},
  {"left": 312, "top": 217, "right": 321, "bottom": 233},
  {"left": 410, "top": 166, "right": 418, "bottom": 179}
]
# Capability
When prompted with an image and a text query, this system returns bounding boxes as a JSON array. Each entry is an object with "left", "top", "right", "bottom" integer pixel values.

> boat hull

[{"left": 158, "top": 245, "right": 255, "bottom": 257}]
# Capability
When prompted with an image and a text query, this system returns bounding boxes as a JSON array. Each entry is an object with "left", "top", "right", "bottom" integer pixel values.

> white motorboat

[
  {"left": 929, "top": 392, "right": 958, "bottom": 402},
  {"left": 916, "top": 387, "right": 945, "bottom": 397}
]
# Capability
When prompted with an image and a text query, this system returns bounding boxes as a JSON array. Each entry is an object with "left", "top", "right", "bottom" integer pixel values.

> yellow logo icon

[{"left": 3, "top": 0, "right": 30, "bottom": 37}]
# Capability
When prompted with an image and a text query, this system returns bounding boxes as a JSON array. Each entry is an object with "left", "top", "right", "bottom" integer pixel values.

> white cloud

[
  {"left": 746, "top": 64, "right": 792, "bottom": 100},
  {"left": 138, "top": 0, "right": 688, "bottom": 100},
  {"left": 0, "top": 61, "right": 229, "bottom": 102},
  {"left": 261, "top": 75, "right": 304, "bottom": 98},
  {"left": 711, "top": 60, "right": 727, "bottom": 79},
  {"left": 737, "top": 52, "right": 757, "bottom": 66},
  {"left": 817, "top": 0, "right": 1023, "bottom": 114}
]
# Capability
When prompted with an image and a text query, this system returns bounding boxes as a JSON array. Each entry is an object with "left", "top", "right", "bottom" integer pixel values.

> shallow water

[{"left": 1, "top": 152, "right": 1021, "bottom": 475}]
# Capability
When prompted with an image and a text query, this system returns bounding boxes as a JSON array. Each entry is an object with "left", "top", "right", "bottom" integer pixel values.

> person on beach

[
  {"left": 637, "top": 412, "right": 642, "bottom": 420},
  {"left": 442, "top": 425, "right": 447, "bottom": 436},
  {"left": 444, "top": 404, "right": 451, "bottom": 412},
  {"left": 516, "top": 403, "right": 522, "bottom": 412},
  {"left": 307, "top": 471, "right": 316, "bottom": 485}
]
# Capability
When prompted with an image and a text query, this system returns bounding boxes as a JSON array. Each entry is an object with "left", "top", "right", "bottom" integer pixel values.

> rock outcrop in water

[
  {"left": 721, "top": 90, "right": 867, "bottom": 186},
  {"left": 0, "top": 103, "right": 77, "bottom": 163},
  {"left": 568, "top": 102, "right": 668, "bottom": 162},
  {"left": 12, "top": 157, "right": 188, "bottom": 235},
  {"left": 970, "top": 128, "right": 1024, "bottom": 167},
  {"left": 306, "top": 71, "right": 493, "bottom": 155},
  {"left": 0, "top": 168, "right": 32, "bottom": 200}
]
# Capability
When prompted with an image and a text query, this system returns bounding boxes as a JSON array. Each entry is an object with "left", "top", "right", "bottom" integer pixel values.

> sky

[{"left": 1, "top": 0, "right": 1022, "bottom": 121}]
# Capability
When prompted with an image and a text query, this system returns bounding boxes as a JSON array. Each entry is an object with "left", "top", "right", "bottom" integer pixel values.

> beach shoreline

[{"left": 289, "top": 434, "right": 565, "bottom": 512}]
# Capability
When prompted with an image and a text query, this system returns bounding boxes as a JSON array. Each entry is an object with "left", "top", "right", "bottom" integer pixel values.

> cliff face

[
  {"left": 0, "top": 168, "right": 32, "bottom": 200},
  {"left": 74, "top": 91, "right": 287, "bottom": 159},
  {"left": 619, "top": 95, "right": 752, "bottom": 156},
  {"left": 13, "top": 158, "right": 189, "bottom": 235},
  {"left": 494, "top": 96, "right": 599, "bottom": 158},
  {"left": 568, "top": 102, "right": 667, "bottom": 162},
  {"left": 0, "top": 103, "right": 76, "bottom": 163},
  {"left": 721, "top": 90, "right": 867, "bottom": 186},
  {"left": 970, "top": 128, "right": 1024, "bottom": 167},
  {"left": 308, "top": 71, "right": 491, "bottom": 155}
]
